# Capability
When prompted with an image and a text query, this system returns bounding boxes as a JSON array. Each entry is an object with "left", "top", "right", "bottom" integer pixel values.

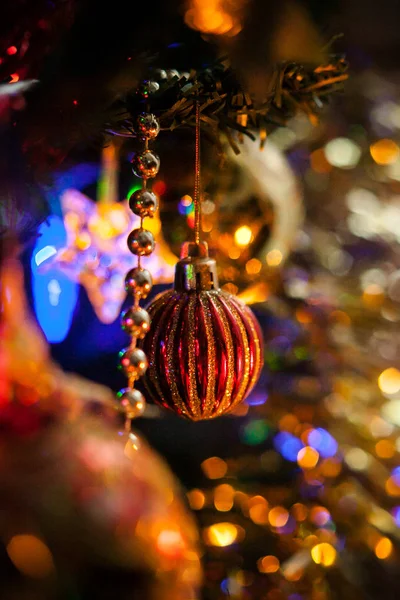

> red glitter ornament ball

[{"left": 140, "top": 243, "right": 263, "bottom": 420}]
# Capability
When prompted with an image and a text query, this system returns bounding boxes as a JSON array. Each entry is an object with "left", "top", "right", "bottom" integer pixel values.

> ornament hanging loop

[
  {"left": 174, "top": 241, "right": 218, "bottom": 292},
  {"left": 194, "top": 99, "right": 201, "bottom": 245}
]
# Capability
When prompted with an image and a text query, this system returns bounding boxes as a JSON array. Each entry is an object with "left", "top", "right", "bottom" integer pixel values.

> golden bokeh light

[
  {"left": 201, "top": 456, "right": 228, "bottom": 479},
  {"left": 266, "top": 249, "right": 283, "bottom": 267},
  {"left": 297, "top": 446, "right": 319, "bottom": 469},
  {"left": 234, "top": 225, "right": 253, "bottom": 247},
  {"left": 246, "top": 258, "right": 262, "bottom": 275},
  {"left": 378, "top": 368, "right": 400, "bottom": 395},
  {"left": 375, "top": 537, "right": 393, "bottom": 559},
  {"left": 187, "top": 489, "right": 206, "bottom": 510},
  {"left": 375, "top": 439, "right": 395, "bottom": 459},
  {"left": 291, "top": 503, "right": 308, "bottom": 522},
  {"left": 370, "top": 139, "right": 400, "bottom": 165},
  {"left": 311, "top": 542, "right": 337, "bottom": 567},
  {"left": 7, "top": 535, "right": 55, "bottom": 579},
  {"left": 184, "top": 0, "right": 243, "bottom": 36},
  {"left": 204, "top": 522, "right": 240, "bottom": 547},
  {"left": 249, "top": 496, "right": 269, "bottom": 525},
  {"left": 257, "top": 555, "right": 280, "bottom": 573},
  {"left": 386, "top": 476, "right": 400, "bottom": 497},
  {"left": 268, "top": 506, "right": 289, "bottom": 528},
  {"left": 228, "top": 246, "right": 241, "bottom": 260},
  {"left": 214, "top": 484, "right": 235, "bottom": 512}
]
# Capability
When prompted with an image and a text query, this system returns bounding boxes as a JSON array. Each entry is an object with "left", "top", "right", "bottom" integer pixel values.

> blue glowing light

[
  {"left": 31, "top": 216, "right": 78, "bottom": 343},
  {"left": 178, "top": 201, "right": 194, "bottom": 216},
  {"left": 47, "top": 163, "right": 99, "bottom": 206},
  {"left": 392, "top": 467, "right": 400, "bottom": 486},
  {"left": 274, "top": 432, "right": 304, "bottom": 462},
  {"left": 247, "top": 392, "right": 268, "bottom": 406},
  {"left": 34, "top": 245, "right": 57, "bottom": 266},
  {"left": 391, "top": 506, "right": 400, "bottom": 526},
  {"left": 308, "top": 428, "right": 338, "bottom": 458},
  {"left": 277, "top": 515, "right": 296, "bottom": 535},
  {"left": 220, "top": 579, "right": 229, "bottom": 594}
]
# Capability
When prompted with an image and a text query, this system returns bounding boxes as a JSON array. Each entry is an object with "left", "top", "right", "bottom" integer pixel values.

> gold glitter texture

[
  {"left": 166, "top": 296, "right": 191, "bottom": 418},
  {"left": 209, "top": 293, "right": 235, "bottom": 417},
  {"left": 141, "top": 288, "right": 263, "bottom": 421},
  {"left": 199, "top": 294, "right": 217, "bottom": 419}
]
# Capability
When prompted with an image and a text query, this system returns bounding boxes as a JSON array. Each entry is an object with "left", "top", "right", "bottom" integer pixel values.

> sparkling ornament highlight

[
  {"left": 127, "top": 228, "right": 155, "bottom": 256},
  {"left": 136, "top": 112, "right": 160, "bottom": 140},
  {"left": 119, "top": 347, "right": 148, "bottom": 378},
  {"left": 116, "top": 388, "right": 146, "bottom": 418},
  {"left": 121, "top": 306, "right": 151, "bottom": 337},
  {"left": 125, "top": 267, "right": 153, "bottom": 298},
  {"left": 131, "top": 150, "right": 160, "bottom": 179},
  {"left": 140, "top": 241, "right": 263, "bottom": 420},
  {"left": 129, "top": 189, "right": 158, "bottom": 218}
]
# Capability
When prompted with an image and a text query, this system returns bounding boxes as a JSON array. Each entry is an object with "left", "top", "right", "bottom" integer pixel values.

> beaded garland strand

[
  {"left": 112, "top": 72, "right": 266, "bottom": 422},
  {"left": 116, "top": 85, "right": 161, "bottom": 428}
]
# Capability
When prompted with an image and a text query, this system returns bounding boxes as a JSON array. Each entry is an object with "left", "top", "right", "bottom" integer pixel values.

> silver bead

[
  {"left": 131, "top": 150, "right": 160, "bottom": 179},
  {"left": 166, "top": 69, "right": 180, "bottom": 80},
  {"left": 127, "top": 229, "right": 155, "bottom": 256},
  {"left": 136, "top": 80, "right": 159, "bottom": 98},
  {"left": 116, "top": 388, "right": 146, "bottom": 418},
  {"left": 153, "top": 68, "right": 167, "bottom": 81},
  {"left": 129, "top": 189, "right": 158, "bottom": 218},
  {"left": 119, "top": 347, "right": 148, "bottom": 377},
  {"left": 125, "top": 268, "right": 153, "bottom": 298},
  {"left": 121, "top": 307, "right": 151, "bottom": 338},
  {"left": 136, "top": 113, "right": 160, "bottom": 140}
]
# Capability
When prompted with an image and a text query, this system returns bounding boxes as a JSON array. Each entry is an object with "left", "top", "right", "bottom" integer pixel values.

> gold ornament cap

[{"left": 174, "top": 241, "right": 219, "bottom": 292}]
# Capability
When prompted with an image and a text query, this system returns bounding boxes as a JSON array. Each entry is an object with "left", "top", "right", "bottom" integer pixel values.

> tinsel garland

[{"left": 106, "top": 54, "right": 348, "bottom": 153}]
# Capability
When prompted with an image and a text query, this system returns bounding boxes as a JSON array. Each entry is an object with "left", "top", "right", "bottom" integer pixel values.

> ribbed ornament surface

[{"left": 140, "top": 289, "right": 263, "bottom": 420}]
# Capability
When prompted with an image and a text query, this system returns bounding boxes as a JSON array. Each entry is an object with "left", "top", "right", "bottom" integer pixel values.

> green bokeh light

[{"left": 242, "top": 420, "right": 270, "bottom": 446}]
